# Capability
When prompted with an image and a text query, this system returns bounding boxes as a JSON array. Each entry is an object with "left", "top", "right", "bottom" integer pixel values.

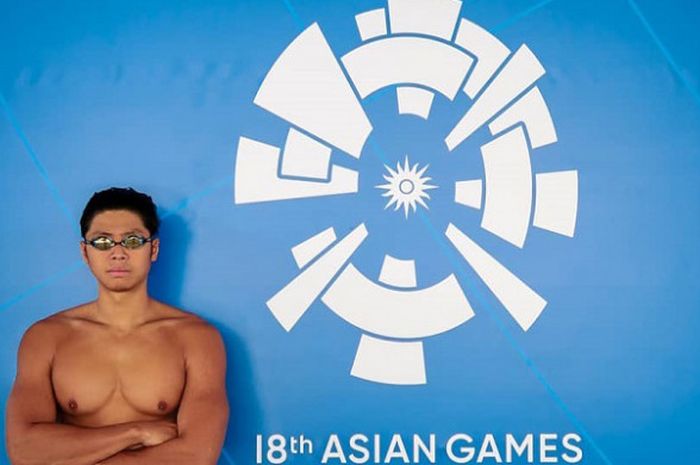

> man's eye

[
  {"left": 123, "top": 235, "right": 145, "bottom": 248},
  {"left": 92, "top": 237, "right": 114, "bottom": 249}
]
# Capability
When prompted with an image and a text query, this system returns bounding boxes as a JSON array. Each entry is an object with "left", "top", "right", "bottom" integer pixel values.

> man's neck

[{"left": 93, "top": 285, "right": 155, "bottom": 330}]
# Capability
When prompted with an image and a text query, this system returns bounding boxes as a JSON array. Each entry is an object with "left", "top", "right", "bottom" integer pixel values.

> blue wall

[{"left": 1, "top": 1, "right": 699, "bottom": 464}]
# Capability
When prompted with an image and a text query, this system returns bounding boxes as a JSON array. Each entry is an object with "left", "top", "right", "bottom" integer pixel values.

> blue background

[{"left": 1, "top": 0, "right": 699, "bottom": 464}]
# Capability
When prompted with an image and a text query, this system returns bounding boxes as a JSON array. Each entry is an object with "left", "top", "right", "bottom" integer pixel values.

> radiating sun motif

[{"left": 376, "top": 157, "right": 438, "bottom": 218}]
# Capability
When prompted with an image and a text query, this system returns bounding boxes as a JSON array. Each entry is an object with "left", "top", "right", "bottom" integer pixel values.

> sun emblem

[{"left": 376, "top": 157, "right": 438, "bottom": 218}]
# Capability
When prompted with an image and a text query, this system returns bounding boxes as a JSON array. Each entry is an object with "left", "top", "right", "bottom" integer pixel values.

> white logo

[
  {"left": 377, "top": 157, "right": 438, "bottom": 218},
  {"left": 234, "top": 0, "right": 578, "bottom": 385}
]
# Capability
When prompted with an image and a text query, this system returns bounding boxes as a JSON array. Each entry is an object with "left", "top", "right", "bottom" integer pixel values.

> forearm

[
  {"left": 98, "top": 435, "right": 219, "bottom": 465},
  {"left": 8, "top": 422, "right": 142, "bottom": 465}
]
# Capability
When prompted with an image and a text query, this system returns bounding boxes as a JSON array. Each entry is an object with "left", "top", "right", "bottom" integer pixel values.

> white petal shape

[
  {"left": 267, "top": 224, "right": 368, "bottom": 331},
  {"left": 481, "top": 127, "right": 533, "bottom": 248},
  {"left": 445, "top": 224, "right": 546, "bottom": 331},
  {"left": 355, "top": 8, "right": 388, "bottom": 41},
  {"left": 351, "top": 335, "right": 426, "bottom": 385},
  {"left": 388, "top": 0, "right": 463, "bottom": 40},
  {"left": 454, "top": 179, "right": 483, "bottom": 209},
  {"left": 445, "top": 44, "right": 545, "bottom": 151},
  {"left": 533, "top": 170, "right": 578, "bottom": 237},
  {"left": 322, "top": 265, "right": 474, "bottom": 339},
  {"left": 453, "top": 18, "right": 511, "bottom": 99},
  {"left": 254, "top": 23, "right": 372, "bottom": 158},
  {"left": 342, "top": 37, "right": 473, "bottom": 100},
  {"left": 292, "top": 227, "right": 337, "bottom": 269},
  {"left": 489, "top": 87, "right": 557, "bottom": 149},
  {"left": 379, "top": 255, "right": 417, "bottom": 288},
  {"left": 397, "top": 86, "right": 435, "bottom": 119},
  {"left": 234, "top": 137, "right": 358, "bottom": 204},
  {"left": 281, "top": 128, "right": 332, "bottom": 180}
]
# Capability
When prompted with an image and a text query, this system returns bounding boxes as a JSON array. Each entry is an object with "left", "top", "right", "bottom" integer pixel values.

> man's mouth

[{"left": 107, "top": 269, "right": 130, "bottom": 276}]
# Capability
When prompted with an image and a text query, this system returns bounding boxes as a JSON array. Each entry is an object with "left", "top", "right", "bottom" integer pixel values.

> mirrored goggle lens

[
  {"left": 123, "top": 235, "right": 147, "bottom": 249},
  {"left": 90, "top": 237, "right": 115, "bottom": 250}
]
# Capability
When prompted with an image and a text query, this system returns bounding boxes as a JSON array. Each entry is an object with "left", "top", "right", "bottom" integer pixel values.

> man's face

[{"left": 80, "top": 209, "right": 160, "bottom": 293}]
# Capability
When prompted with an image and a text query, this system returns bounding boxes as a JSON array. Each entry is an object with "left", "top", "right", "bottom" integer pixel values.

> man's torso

[{"left": 46, "top": 302, "right": 200, "bottom": 427}]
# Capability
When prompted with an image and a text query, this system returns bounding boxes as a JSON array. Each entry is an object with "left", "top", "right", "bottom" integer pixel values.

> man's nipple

[
  {"left": 157, "top": 400, "right": 168, "bottom": 411},
  {"left": 67, "top": 399, "right": 78, "bottom": 411}
]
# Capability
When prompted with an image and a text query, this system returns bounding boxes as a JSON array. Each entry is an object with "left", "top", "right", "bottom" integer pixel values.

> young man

[{"left": 5, "top": 187, "right": 229, "bottom": 465}]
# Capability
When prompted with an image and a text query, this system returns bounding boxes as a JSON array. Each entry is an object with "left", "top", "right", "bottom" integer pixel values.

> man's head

[{"left": 79, "top": 188, "right": 160, "bottom": 293}]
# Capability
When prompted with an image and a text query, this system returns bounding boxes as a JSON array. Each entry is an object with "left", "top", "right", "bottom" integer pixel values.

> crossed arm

[{"left": 5, "top": 321, "right": 229, "bottom": 465}]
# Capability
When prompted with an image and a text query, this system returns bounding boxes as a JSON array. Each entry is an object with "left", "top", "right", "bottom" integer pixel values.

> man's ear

[
  {"left": 150, "top": 238, "right": 160, "bottom": 262},
  {"left": 80, "top": 241, "right": 89, "bottom": 264}
]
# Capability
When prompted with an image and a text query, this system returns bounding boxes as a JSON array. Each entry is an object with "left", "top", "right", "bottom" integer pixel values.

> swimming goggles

[{"left": 83, "top": 235, "right": 153, "bottom": 251}]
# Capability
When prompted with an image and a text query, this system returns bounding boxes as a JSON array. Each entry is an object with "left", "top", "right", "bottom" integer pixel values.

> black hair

[{"left": 80, "top": 187, "right": 159, "bottom": 238}]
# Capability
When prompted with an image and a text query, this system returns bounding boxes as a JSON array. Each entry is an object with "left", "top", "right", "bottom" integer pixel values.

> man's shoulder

[
  {"left": 23, "top": 303, "right": 92, "bottom": 339},
  {"left": 18, "top": 303, "right": 91, "bottom": 356},
  {"left": 152, "top": 301, "right": 222, "bottom": 342},
  {"left": 150, "top": 302, "right": 226, "bottom": 376}
]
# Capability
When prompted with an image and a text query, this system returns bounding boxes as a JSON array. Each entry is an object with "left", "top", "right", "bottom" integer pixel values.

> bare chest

[{"left": 52, "top": 330, "right": 185, "bottom": 422}]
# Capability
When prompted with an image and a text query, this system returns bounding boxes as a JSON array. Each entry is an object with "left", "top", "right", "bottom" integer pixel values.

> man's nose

[{"left": 109, "top": 244, "right": 128, "bottom": 259}]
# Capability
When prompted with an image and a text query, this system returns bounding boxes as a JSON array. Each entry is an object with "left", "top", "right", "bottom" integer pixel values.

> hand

[{"left": 137, "top": 420, "right": 178, "bottom": 447}]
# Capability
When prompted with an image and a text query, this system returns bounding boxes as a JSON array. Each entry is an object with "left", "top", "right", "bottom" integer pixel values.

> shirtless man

[{"left": 5, "top": 187, "right": 228, "bottom": 465}]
